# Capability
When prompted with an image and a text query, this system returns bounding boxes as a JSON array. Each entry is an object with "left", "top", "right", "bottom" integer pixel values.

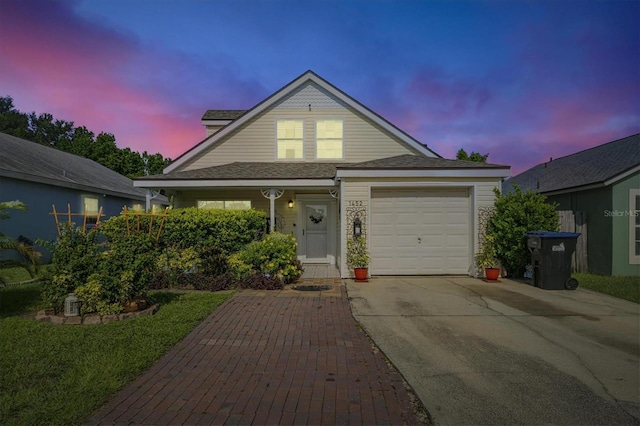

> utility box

[{"left": 526, "top": 231, "right": 580, "bottom": 290}]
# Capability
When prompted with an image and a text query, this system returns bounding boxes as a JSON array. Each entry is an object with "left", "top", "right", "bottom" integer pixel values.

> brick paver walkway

[{"left": 87, "top": 282, "right": 426, "bottom": 425}]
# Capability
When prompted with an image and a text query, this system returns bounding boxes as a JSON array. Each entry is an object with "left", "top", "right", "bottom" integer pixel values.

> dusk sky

[{"left": 1, "top": 0, "right": 638, "bottom": 175}]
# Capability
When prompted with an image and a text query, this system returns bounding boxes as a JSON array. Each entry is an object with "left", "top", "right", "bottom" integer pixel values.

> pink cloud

[{"left": 0, "top": 0, "right": 265, "bottom": 160}]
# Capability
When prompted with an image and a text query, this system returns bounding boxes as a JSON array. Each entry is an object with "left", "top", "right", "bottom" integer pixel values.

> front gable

[{"left": 168, "top": 71, "right": 438, "bottom": 173}]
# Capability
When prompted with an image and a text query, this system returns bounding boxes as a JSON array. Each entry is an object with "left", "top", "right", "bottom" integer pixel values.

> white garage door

[{"left": 371, "top": 188, "right": 471, "bottom": 275}]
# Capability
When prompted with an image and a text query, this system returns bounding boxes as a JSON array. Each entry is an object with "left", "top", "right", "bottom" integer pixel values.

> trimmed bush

[
  {"left": 489, "top": 186, "right": 559, "bottom": 277},
  {"left": 100, "top": 207, "right": 266, "bottom": 254},
  {"left": 234, "top": 232, "right": 303, "bottom": 285}
]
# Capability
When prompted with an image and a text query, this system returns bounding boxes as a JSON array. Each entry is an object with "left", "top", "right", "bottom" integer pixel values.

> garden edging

[{"left": 35, "top": 304, "right": 159, "bottom": 325}]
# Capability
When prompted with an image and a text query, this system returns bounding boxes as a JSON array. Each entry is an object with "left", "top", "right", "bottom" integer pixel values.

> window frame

[
  {"left": 315, "top": 119, "right": 344, "bottom": 160},
  {"left": 275, "top": 119, "right": 304, "bottom": 160},
  {"left": 197, "top": 200, "right": 252, "bottom": 211},
  {"left": 82, "top": 195, "right": 100, "bottom": 225}
]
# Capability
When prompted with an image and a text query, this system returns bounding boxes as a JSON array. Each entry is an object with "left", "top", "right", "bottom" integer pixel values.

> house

[
  {"left": 0, "top": 132, "right": 168, "bottom": 261},
  {"left": 135, "top": 70, "right": 510, "bottom": 278},
  {"left": 504, "top": 134, "right": 640, "bottom": 277}
]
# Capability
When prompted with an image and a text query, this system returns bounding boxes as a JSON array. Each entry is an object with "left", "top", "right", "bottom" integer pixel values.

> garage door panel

[{"left": 371, "top": 188, "right": 470, "bottom": 275}]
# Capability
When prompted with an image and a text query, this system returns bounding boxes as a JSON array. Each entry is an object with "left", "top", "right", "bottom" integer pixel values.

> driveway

[{"left": 348, "top": 276, "right": 640, "bottom": 425}]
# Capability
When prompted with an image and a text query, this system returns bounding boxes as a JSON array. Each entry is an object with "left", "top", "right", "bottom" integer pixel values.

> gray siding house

[
  {"left": 504, "top": 134, "right": 640, "bottom": 277},
  {"left": 0, "top": 132, "right": 168, "bottom": 261}
]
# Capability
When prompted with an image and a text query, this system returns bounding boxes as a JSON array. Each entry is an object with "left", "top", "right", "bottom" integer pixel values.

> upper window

[
  {"left": 316, "top": 120, "right": 343, "bottom": 159},
  {"left": 276, "top": 120, "right": 303, "bottom": 159},
  {"left": 198, "top": 200, "right": 252, "bottom": 210}
]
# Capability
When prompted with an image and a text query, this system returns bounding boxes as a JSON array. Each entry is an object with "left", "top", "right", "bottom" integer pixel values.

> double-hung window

[
  {"left": 316, "top": 120, "right": 343, "bottom": 159},
  {"left": 277, "top": 120, "right": 303, "bottom": 159}
]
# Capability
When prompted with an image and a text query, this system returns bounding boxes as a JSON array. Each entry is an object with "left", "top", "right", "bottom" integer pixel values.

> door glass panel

[{"left": 306, "top": 205, "right": 327, "bottom": 231}]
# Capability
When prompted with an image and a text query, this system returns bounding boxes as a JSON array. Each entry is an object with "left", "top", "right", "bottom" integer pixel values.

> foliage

[
  {"left": 100, "top": 207, "right": 266, "bottom": 255},
  {"left": 227, "top": 253, "right": 253, "bottom": 282},
  {"left": 0, "top": 96, "right": 171, "bottom": 178},
  {"left": 476, "top": 233, "right": 498, "bottom": 269},
  {"left": 0, "top": 289, "right": 231, "bottom": 426},
  {"left": 155, "top": 246, "right": 201, "bottom": 273},
  {"left": 346, "top": 237, "right": 371, "bottom": 269},
  {"left": 234, "top": 232, "right": 302, "bottom": 285},
  {"left": 240, "top": 272, "right": 285, "bottom": 290},
  {"left": 573, "top": 273, "right": 639, "bottom": 304},
  {"left": 456, "top": 148, "right": 489, "bottom": 162},
  {"left": 0, "top": 200, "right": 40, "bottom": 283},
  {"left": 488, "top": 186, "right": 559, "bottom": 277},
  {"left": 40, "top": 224, "right": 102, "bottom": 312},
  {"left": 40, "top": 223, "right": 159, "bottom": 314}
]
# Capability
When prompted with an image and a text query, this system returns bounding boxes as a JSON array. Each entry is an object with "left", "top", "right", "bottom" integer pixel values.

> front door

[{"left": 304, "top": 203, "right": 328, "bottom": 260}]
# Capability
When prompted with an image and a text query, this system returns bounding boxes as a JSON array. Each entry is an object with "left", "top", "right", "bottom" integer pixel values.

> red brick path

[{"left": 87, "top": 284, "right": 425, "bottom": 425}]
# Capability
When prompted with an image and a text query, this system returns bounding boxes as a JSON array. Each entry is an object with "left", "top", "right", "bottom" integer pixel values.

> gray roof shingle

[
  {"left": 141, "top": 154, "right": 508, "bottom": 182},
  {"left": 504, "top": 134, "right": 640, "bottom": 194},
  {"left": 0, "top": 132, "right": 149, "bottom": 200},
  {"left": 201, "top": 110, "right": 247, "bottom": 120}
]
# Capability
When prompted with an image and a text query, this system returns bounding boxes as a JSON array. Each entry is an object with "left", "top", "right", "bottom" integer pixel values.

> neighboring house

[
  {"left": 504, "top": 134, "right": 640, "bottom": 277},
  {"left": 135, "top": 70, "right": 510, "bottom": 278},
  {"left": 0, "top": 132, "right": 168, "bottom": 261}
]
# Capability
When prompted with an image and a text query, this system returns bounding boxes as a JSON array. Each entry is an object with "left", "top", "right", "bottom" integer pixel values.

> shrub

[
  {"left": 41, "top": 224, "right": 158, "bottom": 313},
  {"left": 489, "top": 186, "right": 559, "bottom": 277},
  {"left": 100, "top": 208, "right": 266, "bottom": 255},
  {"left": 40, "top": 224, "right": 102, "bottom": 312},
  {"left": 234, "top": 232, "right": 302, "bottom": 286}
]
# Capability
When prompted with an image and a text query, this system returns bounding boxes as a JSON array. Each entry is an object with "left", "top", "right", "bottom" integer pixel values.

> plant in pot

[
  {"left": 477, "top": 233, "right": 500, "bottom": 280},
  {"left": 346, "top": 237, "right": 371, "bottom": 282}
]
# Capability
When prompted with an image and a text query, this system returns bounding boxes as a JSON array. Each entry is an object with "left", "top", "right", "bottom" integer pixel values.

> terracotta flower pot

[
  {"left": 485, "top": 268, "right": 500, "bottom": 281},
  {"left": 354, "top": 268, "right": 368, "bottom": 282}
]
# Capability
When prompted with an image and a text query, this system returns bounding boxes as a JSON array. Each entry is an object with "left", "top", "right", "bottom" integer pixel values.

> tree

[
  {"left": 488, "top": 186, "right": 559, "bottom": 277},
  {"left": 0, "top": 201, "right": 40, "bottom": 283},
  {"left": 457, "top": 148, "right": 489, "bottom": 163},
  {"left": 0, "top": 95, "right": 172, "bottom": 178}
]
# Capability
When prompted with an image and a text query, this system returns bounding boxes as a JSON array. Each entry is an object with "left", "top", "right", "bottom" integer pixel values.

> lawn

[
  {"left": 573, "top": 273, "right": 639, "bottom": 304},
  {"left": 0, "top": 266, "right": 48, "bottom": 285},
  {"left": 0, "top": 283, "right": 232, "bottom": 426}
]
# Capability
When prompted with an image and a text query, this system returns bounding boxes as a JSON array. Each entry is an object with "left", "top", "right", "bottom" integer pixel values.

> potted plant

[
  {"left": 346, "top": 237, "right": 371, "bottom": 282},
  {"left": 477, "top": 233, "right": 500, "bottom": 280}
]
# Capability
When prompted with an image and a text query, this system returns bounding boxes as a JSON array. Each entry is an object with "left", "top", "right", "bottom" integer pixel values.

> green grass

[
  {"left": 0, "top": 265, "right": 50, "bottom": 285},
  {"left": 0, "top": 284, "right": 233, "bottom": 426},
  {"left": 573, "top": 273, "right": 639, "bottom": 303}
]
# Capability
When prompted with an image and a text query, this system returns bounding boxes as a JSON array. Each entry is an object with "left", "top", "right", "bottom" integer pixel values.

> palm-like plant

[{"left": 0, "top": 200, "right": 40, "bottom": 284}]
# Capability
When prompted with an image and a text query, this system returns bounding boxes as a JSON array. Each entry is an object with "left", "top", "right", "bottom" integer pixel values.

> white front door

[{"left": 305, "top": 203, "right": 328, "bottom": 260}]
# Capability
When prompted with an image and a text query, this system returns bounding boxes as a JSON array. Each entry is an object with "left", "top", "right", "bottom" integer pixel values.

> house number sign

[{"left": 348, "top": 200, "right": 363, "bottom": 207}]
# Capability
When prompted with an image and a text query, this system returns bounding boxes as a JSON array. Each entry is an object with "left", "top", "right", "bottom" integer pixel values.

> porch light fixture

[
  {"left": 288, "top": 199, "right": 294, "bottom": 209},
  {"left": 353, "top": 217, "right": 362, "bottom": 238}
]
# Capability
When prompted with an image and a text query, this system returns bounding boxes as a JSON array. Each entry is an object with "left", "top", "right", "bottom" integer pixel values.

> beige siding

[
  {"left": 339, "top": 176, "right": 502, "bottom": 277},
  {"left": 181, "top": 83, "right": 417, "bottom": 171}
]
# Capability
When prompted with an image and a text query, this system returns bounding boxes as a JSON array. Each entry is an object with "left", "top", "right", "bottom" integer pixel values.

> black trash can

[{"left": 526, "top": 231, "right": 580, "bottom": 290}]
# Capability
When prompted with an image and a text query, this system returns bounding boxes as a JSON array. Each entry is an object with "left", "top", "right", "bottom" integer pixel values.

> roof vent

[{"left": 62, "top": 170, "right": 66, "bottom": 177}]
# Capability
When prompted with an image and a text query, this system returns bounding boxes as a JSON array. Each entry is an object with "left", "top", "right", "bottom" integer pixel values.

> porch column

[
  {"left": 145, "top": 189, "right": 152, "bottom": 211},
  {"left": 260, "top": 188, "right": 284, "bottom": 233}
]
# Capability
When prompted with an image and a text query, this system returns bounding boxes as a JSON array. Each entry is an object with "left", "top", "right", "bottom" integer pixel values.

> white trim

[
  {"left": 630, "top": 189, "right": 640, "bottom": 265},
  {"left": 134, "top": 179, "right": 337, "bottom": 188},
  {"left": 165, "top": 71, "right": 439, "bottom": 173},
  {"left": 605, "top": 164, "right": 640, "bottom": 186},
  {"left": 201, "top": 119, "right": 234, "bottom": 126},
  {"left": 335, "top": 169, "right": 510, "bottom": 178}
]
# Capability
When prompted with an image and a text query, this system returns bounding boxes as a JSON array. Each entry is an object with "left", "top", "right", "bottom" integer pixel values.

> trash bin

[{"left": 526, "top": 231, "right": 580, "bottom": 290}]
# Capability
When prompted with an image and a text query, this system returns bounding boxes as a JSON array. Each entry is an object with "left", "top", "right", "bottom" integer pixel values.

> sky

[{"left": 0, "top": 0, "right": 638, "bottom": 175}]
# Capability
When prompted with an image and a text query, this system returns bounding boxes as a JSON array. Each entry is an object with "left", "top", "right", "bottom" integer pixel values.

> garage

[{"left": 370, "top": 187, "right": 471, "bottom": 275}]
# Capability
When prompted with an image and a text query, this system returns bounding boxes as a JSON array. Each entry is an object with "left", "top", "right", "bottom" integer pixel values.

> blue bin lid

[{"left": 526, "top": 231, "right": 580, "bottom": 238}]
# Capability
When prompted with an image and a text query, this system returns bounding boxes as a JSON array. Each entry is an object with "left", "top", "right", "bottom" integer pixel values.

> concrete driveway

[{"left": 348, "top": 276, "right": 640, "bottom": 425}]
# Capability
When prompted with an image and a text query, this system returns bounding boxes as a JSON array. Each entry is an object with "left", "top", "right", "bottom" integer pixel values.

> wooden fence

[{"left": 558, "top": 210, "right": 587, "bottom": 273}]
